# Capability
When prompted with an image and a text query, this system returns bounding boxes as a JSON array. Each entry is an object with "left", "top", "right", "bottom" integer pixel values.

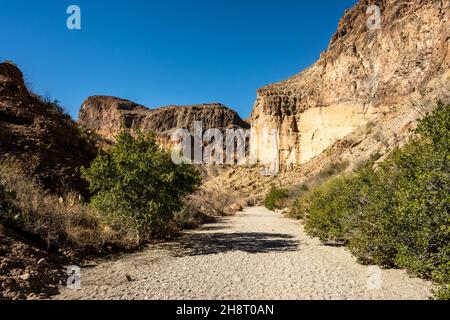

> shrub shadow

[{"left": 162, "top": 231, "right": 300, "bottom": 257}]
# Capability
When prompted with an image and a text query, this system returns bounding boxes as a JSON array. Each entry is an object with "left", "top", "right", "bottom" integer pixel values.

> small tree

[{"left": 81, "top": 132, "right": 201, "bottom": 241}]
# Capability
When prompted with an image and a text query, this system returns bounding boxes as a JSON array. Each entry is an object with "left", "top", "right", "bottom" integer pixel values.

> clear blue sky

[{"left": 1, "top": 0, "right": 357, "bottom": 120}]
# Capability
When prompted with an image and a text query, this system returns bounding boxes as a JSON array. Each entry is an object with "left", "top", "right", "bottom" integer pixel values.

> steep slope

[
  {"left": 251, "top": 0, "right": 450, "bottom": 167},
  {"left": 78, "top": 96, "right": 249, "bottom": 146},
  {"left": 0, "top": 62, "right": 96, "bottom": 196}
]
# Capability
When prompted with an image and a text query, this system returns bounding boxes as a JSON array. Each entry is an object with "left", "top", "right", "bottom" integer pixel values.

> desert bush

[
  {"left": 302, "top": 178, "right": 350, "bottom": 244},
  {"left": 81, "top": 132, "right": 201, "bottom": 242},
  {"left": 173, "top": 196, "right": 215, "bottom": 230},
  {"left": 45, "top": 99, "right": 66, "bottom": 116},
  {"left": 287, "top": 197, "right": 307, "bottom": 220},
  {"left": 244, "top": 196, "right": 258, "bottom": 207},
  {"left": 188, "top": 187, "right": 242, "bottom": 217},
  {"left": 32, "top": 95, "right": 72, "bottom": 122},
  {"left": 173, "top": 206, "right": 201, "bottom": 230},
  {"left": 264, "top": 185, "right": 289, "bottom": 211},
  {"left": 296, "top": 103, "right": 449, "bottom": 299}
]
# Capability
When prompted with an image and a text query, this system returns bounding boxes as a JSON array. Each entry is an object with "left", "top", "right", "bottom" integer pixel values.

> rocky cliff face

[
  {"left": 251, "top": 0, "right": 450, "bottom": 167},
  {"left": 0, "top": 62, "right": 96, "bottom": 196},
  {"left": 78, "top": 96, "right": 249, "bottom": 147}
]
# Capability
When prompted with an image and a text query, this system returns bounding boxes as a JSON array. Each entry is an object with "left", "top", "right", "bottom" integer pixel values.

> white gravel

[{"left": 56, "top": 207, "right": 432, "bottom": 300}]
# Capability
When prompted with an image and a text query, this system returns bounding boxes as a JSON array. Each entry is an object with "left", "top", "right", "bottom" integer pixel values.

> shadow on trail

[{"left": 162, "top": 231, "right": 300, "bottom": 257}]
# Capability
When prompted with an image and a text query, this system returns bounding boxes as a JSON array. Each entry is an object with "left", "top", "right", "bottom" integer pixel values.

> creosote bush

[
  {"left": 264, "top": 185, "right": 289, "bottom": 211},
  {"left": 81, "top": 131, "right": 202, "bottom": 242},
  {"left": 292, "top": 103, "right": 449, "bottom": 299}
]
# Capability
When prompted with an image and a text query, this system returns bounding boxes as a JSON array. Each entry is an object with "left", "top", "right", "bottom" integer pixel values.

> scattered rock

[
  {"left": 37, "top": 258, "right": 47, "bottom": 266},
  {"left": 0, "top": 232, "right": 66, "bottom": 300},
  {"left": 19, "top": 273, "right": 31, "bottom": 281}
]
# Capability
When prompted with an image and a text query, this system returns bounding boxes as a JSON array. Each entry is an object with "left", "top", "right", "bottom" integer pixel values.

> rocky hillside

[
  {"left": 206, "top": 0, "right": 449, "bottom": 200},
  {"left": 251, "top": 0, "right": 450, "bottom": 168},
  {"left": 78, "top": 96, "right": 249, "bottom": 147},
  {"left": 0, "top": 62, "right": 96, "bottom": 196}
]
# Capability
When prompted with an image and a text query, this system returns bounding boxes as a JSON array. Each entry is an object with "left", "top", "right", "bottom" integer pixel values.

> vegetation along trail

[{"left": 57, "top": 207, "right": 431, "bottom": 300}]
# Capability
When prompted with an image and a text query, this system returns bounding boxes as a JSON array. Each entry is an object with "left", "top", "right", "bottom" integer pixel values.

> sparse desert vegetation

[
  {"left": 286, "top": 103, "right": 449, "bottom": 299},
  {"left": 0, "top": 161, "right": 135, "bottom": 299},
  {"left": 0, "top": 162, "right": 135, "bottom": 254},
  {"left": 2, "top": 0, "right": 450, "bottom": 302},
  {"left": 0, "top": 133, "right": 216, "bottom": 299}
]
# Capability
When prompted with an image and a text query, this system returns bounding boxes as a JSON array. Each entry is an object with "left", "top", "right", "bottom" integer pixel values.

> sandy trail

[{"left": 57, "top": 207, "right": 431, "bottom": 300}]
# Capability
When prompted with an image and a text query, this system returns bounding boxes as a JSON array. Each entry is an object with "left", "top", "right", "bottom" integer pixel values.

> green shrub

[
  {"left": 287, "top": 197, "right": 308, "bottom": 220},
  {"left": 264, "top": 185, "right": 289, "bottom": 210},
  {"left": 296, "top": 103, "right": 449, "bottom": 299},
  {"left": 303, "top": 177, "right": 358, "bottom": 245},
  {"left": 81, "top": 132, "right": 201, "bottom": 242}
]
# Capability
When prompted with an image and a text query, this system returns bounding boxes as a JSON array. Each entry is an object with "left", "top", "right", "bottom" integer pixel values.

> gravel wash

[{"left": 56, "top": 207, "right": 432, "bottom": 300}]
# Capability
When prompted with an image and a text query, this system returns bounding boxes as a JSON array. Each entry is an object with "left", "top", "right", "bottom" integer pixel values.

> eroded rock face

[
  {"left": 78, "top": 96, "right": 249, "bottom": 147},
  {"left": 251, "top": 0, "right": 450, "bottom": 166}
]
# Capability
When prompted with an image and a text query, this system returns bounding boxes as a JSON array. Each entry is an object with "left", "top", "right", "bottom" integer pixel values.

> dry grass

[
  {"left": 0, "top": 162, "right": 138, "bottom": 256},
  {"left": 288, "top": 160, "right": 349, "bottom": 199}
]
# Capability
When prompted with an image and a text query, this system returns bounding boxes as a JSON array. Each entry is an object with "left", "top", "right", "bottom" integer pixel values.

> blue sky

[{"left": 0, "top": 0, "right": 357, "bottom": 119}]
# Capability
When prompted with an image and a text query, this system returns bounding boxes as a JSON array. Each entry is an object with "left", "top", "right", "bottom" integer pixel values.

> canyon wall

[
  {"left": 78, "top": 96, "right": 249, "bottom": 147},
  {"left": 251, "top": 0, "right": 450, "bottom": 167}
]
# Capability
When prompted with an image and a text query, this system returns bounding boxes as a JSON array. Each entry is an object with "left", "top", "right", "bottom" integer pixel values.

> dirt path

[{"left": 57, "top": 207, "right": 432, "bottom": 300}]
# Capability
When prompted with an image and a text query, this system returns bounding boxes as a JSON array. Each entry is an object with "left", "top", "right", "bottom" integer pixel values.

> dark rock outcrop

[{"left": 0, "top": 62, "right": 96, "bottom": 196}]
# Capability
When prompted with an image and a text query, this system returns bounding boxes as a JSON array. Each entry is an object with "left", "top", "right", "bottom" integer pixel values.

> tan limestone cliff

[{"left": 250, "top": 0, "right": 450, "bottom": 168}]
